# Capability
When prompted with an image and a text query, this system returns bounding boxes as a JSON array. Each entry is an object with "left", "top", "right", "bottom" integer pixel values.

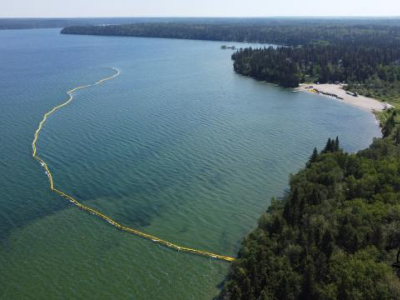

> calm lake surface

[{"left": 0, "top": 29, "right": 381, "bottom": 299}]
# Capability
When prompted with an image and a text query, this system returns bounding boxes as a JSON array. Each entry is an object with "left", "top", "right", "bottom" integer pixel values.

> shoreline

[{"left": 296, "top": 83, "right": 391, "bottom": 114}]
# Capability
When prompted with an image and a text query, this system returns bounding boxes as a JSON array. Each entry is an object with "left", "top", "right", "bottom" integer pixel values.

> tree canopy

[
  {"left": 231, "top": 44, "right": 400, "bottom": 96},
  {"left": 61, "top": 20, "right": 400, "bottom": 47},
  {"left": 217, "top": 112, "right": 400, "bottom": 300}
]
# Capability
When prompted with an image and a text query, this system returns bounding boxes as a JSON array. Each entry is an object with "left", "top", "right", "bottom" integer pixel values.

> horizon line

[{"left": 1, "top": 16, "right": 400, "bottom": 19}]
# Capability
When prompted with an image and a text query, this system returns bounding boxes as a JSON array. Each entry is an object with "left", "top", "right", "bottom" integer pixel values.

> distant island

[{"left": 221, "top": 45, "right": 236, "bottom": 50}]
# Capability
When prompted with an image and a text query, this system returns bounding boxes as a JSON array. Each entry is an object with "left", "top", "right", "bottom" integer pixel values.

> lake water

[{"left": 0, "top": 29, "right": 381, "bottom": 299}]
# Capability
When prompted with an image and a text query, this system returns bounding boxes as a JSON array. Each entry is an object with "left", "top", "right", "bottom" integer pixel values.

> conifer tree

[
  {"left": 323, "top": 138, "right": 333, "bottom": 153},
  {"left": 335, "top": 136, "right": 340, "bottom": 151},
  {"left": 309, "top": 147, "right": 318, "bottom": 163}
]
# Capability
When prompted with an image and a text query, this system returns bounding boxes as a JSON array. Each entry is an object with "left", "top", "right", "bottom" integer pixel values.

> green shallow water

[{"left": 0, "top": 29, "right": 381, "bottom": 299}]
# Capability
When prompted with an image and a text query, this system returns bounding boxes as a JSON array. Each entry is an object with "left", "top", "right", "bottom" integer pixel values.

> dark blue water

[{"left": 0, "top": 29, "right": 381, "bottom": 299}]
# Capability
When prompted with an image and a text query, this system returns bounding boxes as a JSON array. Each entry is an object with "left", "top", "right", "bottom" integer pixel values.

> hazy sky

[{"left": 1, "top": 0, "right": 400, "bottom": 18}]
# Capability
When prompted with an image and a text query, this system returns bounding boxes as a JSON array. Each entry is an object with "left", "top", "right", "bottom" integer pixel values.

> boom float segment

[{"left": 31, "top": 68, "right": 235, "bottom": 263}]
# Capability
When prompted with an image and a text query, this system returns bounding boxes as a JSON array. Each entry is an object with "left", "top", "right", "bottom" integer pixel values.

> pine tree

[
  {"left": 309, "top": 147, "right": 318, "bottom": 163},
  {"left": 323, "top": 138, "right": 332, "bottom": 153},
  {"left": 335, "top": 136, "right": 340, "bottom": 151}
]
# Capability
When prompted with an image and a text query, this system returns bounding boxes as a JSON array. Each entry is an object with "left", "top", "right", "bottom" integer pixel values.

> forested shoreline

[
  {"left": 61, "top": 20, "right": 400, "bottom": 46},
  {"left": 0, "top": 17, "right": 243, "bottom": 30},
  {"left": 62, "top": 21, "right": 400, "bottom": 103},
  {"left": 231, "top": 44, "right": 400, "bottom": 100},
  {"left": 217, "top": 112, "right": 400, "bottom": 300}
]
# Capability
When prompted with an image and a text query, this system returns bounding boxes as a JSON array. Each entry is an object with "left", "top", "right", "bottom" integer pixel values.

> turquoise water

[{"left": 0, "top": 29, "right": 381, "bottom": 299}]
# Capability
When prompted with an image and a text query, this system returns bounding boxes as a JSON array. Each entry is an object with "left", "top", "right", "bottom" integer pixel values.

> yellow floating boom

[{"left": 31, "top": 68, "right": 235, "bottom": 263}]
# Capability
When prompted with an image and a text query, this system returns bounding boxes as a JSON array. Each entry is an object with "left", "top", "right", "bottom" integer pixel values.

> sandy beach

[{"left": 297, "top": 84, "right": 390, "bottom": 112}]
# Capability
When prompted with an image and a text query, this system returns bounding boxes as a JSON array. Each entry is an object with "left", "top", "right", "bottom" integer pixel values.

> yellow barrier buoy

[{"left": 32, "top": 68, "right": 235, "bottom": 263}]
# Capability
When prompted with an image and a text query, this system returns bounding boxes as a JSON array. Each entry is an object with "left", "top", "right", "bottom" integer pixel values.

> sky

[{"left": 1, "top": 0, "right": 400, "bottom": 18}]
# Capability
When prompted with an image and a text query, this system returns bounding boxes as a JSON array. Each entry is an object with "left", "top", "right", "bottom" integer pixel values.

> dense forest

[
  {"left": 0, "top": 17, "right": 245, "bottom": 30},
  {"left": 231, "top": 45, "right": 400, "bottom": 96},
  {"left": 61, "top": 20, "right": 400, "bottom": 46},
  {"left": 217, "top": 111, "right": 400, "bottom": 300},
  {"left": 0, "top": 18, "right": 119, "bottom": 30}
]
